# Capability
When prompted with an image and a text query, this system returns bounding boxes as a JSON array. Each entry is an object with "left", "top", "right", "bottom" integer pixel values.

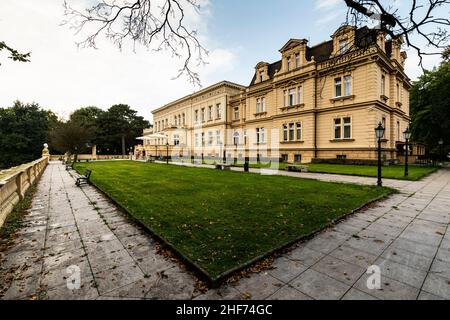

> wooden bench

[
  {"left": 285, "top": 164, "right": 309, "bottom": 172},
  {"left": 76, "top": 169, "right": 92, "bottom": 187},
  {"left": 146, "top": 156, "right": 156, "bottom": 163},
  {"left": 65, "top": 161, "right": 74, "bottom": 171},
  {"left": 215, "top": 163, "right": 232, "bottom": 171}
]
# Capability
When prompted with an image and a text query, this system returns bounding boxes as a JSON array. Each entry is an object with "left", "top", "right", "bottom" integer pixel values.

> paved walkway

[{"left": 0, "top": 162, "right": 449, "bottom": 300}]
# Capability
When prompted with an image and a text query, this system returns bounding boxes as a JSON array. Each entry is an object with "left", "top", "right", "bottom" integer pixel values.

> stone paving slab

[{"left": 1, "top": 162, "right": 449, "bottom": 300}]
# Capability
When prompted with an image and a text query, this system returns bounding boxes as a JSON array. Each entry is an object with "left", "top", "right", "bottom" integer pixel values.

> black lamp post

[
  {"left": 438, "top": 138, "right": 444, "bottom": 163},
  {"left": 166, "top": 142, "right": 169, "bottom": 164},
  {"left": 403, "top": 127, "right": 411, "bottom": 177},
  {"left": 375, "top": 122, "right": 385, "bottom": 187}
]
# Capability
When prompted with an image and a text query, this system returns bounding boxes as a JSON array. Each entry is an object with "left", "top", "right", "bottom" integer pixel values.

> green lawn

[
  {"left": 231, "top": 162, "right": 436, "bottom": 181},
  {"left": 75, "top": 161, "right": 392, "bottom": 280},
  {"left": 307, "top": 164, "right": 438, "bottom": 181}
]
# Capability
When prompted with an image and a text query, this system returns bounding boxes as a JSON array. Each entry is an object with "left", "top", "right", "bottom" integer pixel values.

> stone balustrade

[{"left": 0, "top": 157, "right": 49, "bottom": 228}]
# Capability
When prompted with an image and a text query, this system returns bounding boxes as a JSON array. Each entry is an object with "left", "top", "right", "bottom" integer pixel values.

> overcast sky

[{"left": 0, "top": 0, "right": 446, "bottom": 123}]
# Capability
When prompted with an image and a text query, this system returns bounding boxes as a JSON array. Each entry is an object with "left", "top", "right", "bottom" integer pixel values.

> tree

[
  {"left": 0, "top": 41, "right": 30, "bottom": 66},
  {"left": 410, "top": 59, "right": 450, "bottom": 156},
  {"left": 343, "top": 0, "right": 450, "bottom": 67},
  {"left": 62, "top": 0, "right": 207, "bottom": 85},
  {"left": 96, "top": 104, "right": 150, "bottom": 155},
  {"left": 69, "top": 106, "right": 104, "bottom": 128},
  {"left": 49, "top": 120, "right": 95, "bottom": 162},
  {"left": 0, "top": 101, "right": 57, "bottom": 169}
]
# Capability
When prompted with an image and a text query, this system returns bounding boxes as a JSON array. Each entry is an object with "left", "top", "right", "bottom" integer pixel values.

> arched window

[{"left": 233, "top": 132, "right": 240, "bottom": 145}]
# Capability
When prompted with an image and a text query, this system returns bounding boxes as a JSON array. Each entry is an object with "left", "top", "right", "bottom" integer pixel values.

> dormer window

[
  {"left": 339, "top": 39, "right": 349, "bottom": 54},
  {"left": 287, "top": 57, "right": 292, "bottom": 71},
  {"left": 295, "top": 54, "right": 301, "bottom": 68},
  {"left": 259, "top": 71, "right": 264, "bottom": 82}
]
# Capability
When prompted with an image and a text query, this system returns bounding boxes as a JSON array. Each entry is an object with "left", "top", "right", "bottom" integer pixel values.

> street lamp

[
  {"left": 403, "top": 127, "right": 411, "bottom": 177},
  {"left": 375, "top": 122, "right": 385, "bottom": 187},
  {"left": 166, "top": 142, "right": 169, "bottom": 164},
  {"left": 438, "top": 138, "right": 444, "bottom": 163}
]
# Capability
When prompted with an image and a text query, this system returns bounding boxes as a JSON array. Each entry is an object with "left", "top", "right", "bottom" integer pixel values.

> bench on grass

[
  {"left": 146, "top": 156, "right": 156, "bottom": 163},
  {"left": 65, "top": 161, "right": 74, "bottom": 171},
  {"left": 76, "top": 168, "right": 92, "bottom": 187},
  {"left": 285, "top": 164, "right": 309, "bottom": 172},
  {"left": 215, "top": 163, "right": 232, "bottom": 171}
]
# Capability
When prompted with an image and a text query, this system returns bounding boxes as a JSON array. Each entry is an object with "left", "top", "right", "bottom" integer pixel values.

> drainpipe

[{"left": 314, "top": 64, "right": 318, "bottom": 159}]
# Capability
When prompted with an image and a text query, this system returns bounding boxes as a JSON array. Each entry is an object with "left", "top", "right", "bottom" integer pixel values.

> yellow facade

[{"left": 137, "top": 26, "right": 411, "bottom": 164}]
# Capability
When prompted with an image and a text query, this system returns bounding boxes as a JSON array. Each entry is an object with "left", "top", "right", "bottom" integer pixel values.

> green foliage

[
  {"left": 0, "top": 101, "right": 57, "bottom": 169},
  {"left": 410, "top": 60, "right": 450, "bottom": 156},
  {"left": 95, "top": 104, "right": 150, "bottom": 155},
  {"left": 75, "top": 161, "right": 392, "bottom": 278},
  {"left": 49, "top": 120, "right": 95, "bottom": 159},
  {"left": 0, "top": 41, "right": 30, "bottom": 65}
]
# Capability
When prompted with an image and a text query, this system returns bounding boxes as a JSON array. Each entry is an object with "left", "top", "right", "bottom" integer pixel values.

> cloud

[
  {"left": 315, "top": 0, "right": 342, "bottom": 10},
  {"left": 0, "top": 0, "right": 236, "bottom": 122}
]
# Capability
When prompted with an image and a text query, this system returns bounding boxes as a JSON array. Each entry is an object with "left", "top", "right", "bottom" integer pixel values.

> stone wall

[{"left": 0, "top": 157, "right": 48, "bottom": 229}]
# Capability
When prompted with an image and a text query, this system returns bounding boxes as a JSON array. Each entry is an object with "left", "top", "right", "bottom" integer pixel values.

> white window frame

[
  {"left": 289, "top": 88, "right": 295, "bottom": 106},
  {"left": 296, "top": 122, "right": 302, "bottom": 141},
  {"left": 256, "top": 98, "right": 261, "bottom": 113},
  {"left": 261, "top": 97, "right": 265, "bottom": 112},
  {"left": 233, "top": 132, "right": 240, "bottom": 145},
  {"left": 283, "top": 124, "right": 288, "bottom": 142},
  {"left": 173, "top": 134, "right": 180, "bottom": 146},
  {"left": 289, "top": 123, "right": 295, "bottom": 141},
  {"left": 208, "top": 131, "right": 213, "bottom": 146},
  {"left": 201, "top": 108, "right": 205, "bottom": 122},
  {"left": 287, "top": 57, "right": 292, "bottom": 71},
  {"left": 234, "top": 107, "right": 239, "bottom": 120},
  {"left": 296, "top": 54, "right": 301, "bottom": 68},
  {"left": 344, "top": 75, "right": 352, "bottom": 96},
  {"left": 194, "top": 110, "right": 199, "bottom": 123},
  {"left": 208, "top": 106, "right": 213, "bottom": 121},
  {"left": 216, "top": 104, "right": 221, "bottom": 119},
  {"left": 334, "top": 78, "right": 342, "bottom": 97},
  {"left": 334, "top": 118, "right": 342, "bottom": 139},
  {"left": 216, "top": 130, "right": 221, "bottom": 145},
  {"left": 343, "top": 117, "right": 352, "bottom": 139},
  {"left": 297, "top": 86, "right": 302, "bottom": 104},
  {"left": 259, "top": 71, "right": 264, "bottom": 82},
  {"left": 195, "top": 133, "right": 199, "bottom": 147}
]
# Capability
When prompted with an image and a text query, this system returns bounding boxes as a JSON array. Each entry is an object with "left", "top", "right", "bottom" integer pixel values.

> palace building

[{"left": 135, "top": 25, "right": 413, "bottom": 164}]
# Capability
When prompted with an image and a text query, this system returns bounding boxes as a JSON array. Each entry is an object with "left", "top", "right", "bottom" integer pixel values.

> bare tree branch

[
  {"left": 344, "top": 0, "right": 450, "bottom": 68},
  {"left": 62, "top": 0, "right": 209, "bottom": 86}
]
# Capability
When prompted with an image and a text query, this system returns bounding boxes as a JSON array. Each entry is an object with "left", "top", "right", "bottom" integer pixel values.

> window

[
  {"left": 173, "top": 134, "right": 180, "bottom": 146},
  {"left": 284, "top": 90, "right": 288, "bottom": 107},
  {"left": 281, "top": 154, "right": 288, "bottom": 162},
  {"left": 208, "top": 106, "right": 212, "bottom": 121},
  {"left": 339, "top": 39, "right": 349, "bottom": 53},
  {"left": 334, "top": 118, "right": 342, "bottom": 139},
  {"left": 182, "top": 113, "right": 185, "bottom": 125},
  {"left": 216, "top": 104, "right": 221, "bottom": 119},
  {"left": 195, "top": 133, "right": 199, "bottom": 147},
  {"left": 337, "top": 155, "right": 347, "bottom": 160},
  {"left": 195, "top": 110, "right": 199, "bottom": 123},
  {"left": 344, "top": 76, "right": 351, "bottom": 96},
  {"left": 261, "top": 97, "right": 265, "bottom": 112},
  {"left": 201, "top": 132, "right": 205, "bottom": 146},
  {"left": 297, "top": 87, "right": 302, "bottom": 104},
  {"left": 256, "top": 128, "right": 265, "bottom": 144},
  {"left": 165, "top": 119, "right": 168, "bottom": 128},
  {"left": 201, "top": 108, "right": 205, "bottom": 122},
  {"left": 343, "top": 117, "right": 351, "bottom": 139},
  {"left": 296, "top": 122, "right": 302, "bottom": 141},
  {"left": 287, "top": 57, "right": 292, "bottom": 71},
  {"left": 335, "top": 78, "right": 342, "bottom": 97},
  {"left": 234, "top": 107, "right": 239, "bottom": 120},
  {"left": 381, "top": 75, "right": 386, "bottom": 96},
  {"left": 397, "top": 83, "right": 401, "bottom": 102},
  {"left": 259, "top": 71, "right": 264, "bottom": 82},
  {"left": 289, "top": 123, "right": 295, "bottom": 141},
  {"left": 233, "top": 132, "right": 240, "bottom": 145},
  {"left": 382, "top": 117, "right": 386, "bottom": 129},
  {"left": 283, "top": 124, "right": 288, "bottom": 141},
  {"left": 174, "top": 117, "right": 177, "bottom": 126},
  {"left": 397, "top": 121, "right": 400, "bottom": 140},
  {"left": 296, "top": 54, "right": 300, "bottom": 68},
  {"left": 294, "top": 154, "right": 302, "bottom": 163},
  {"left": 208, "top": 131, "right": 213, "bottom": 146},
  {"left": 289, "top": 88, "right": 295, "bottom": 106},
  {"left": 216, "top": 130, "right": 221, "bottom": 145},
  {"left": 256, "top": 98, "right": 261, "bottom": 113},
  {"left": 244, "top": 130, "right": 247, "bottom": 144}
]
